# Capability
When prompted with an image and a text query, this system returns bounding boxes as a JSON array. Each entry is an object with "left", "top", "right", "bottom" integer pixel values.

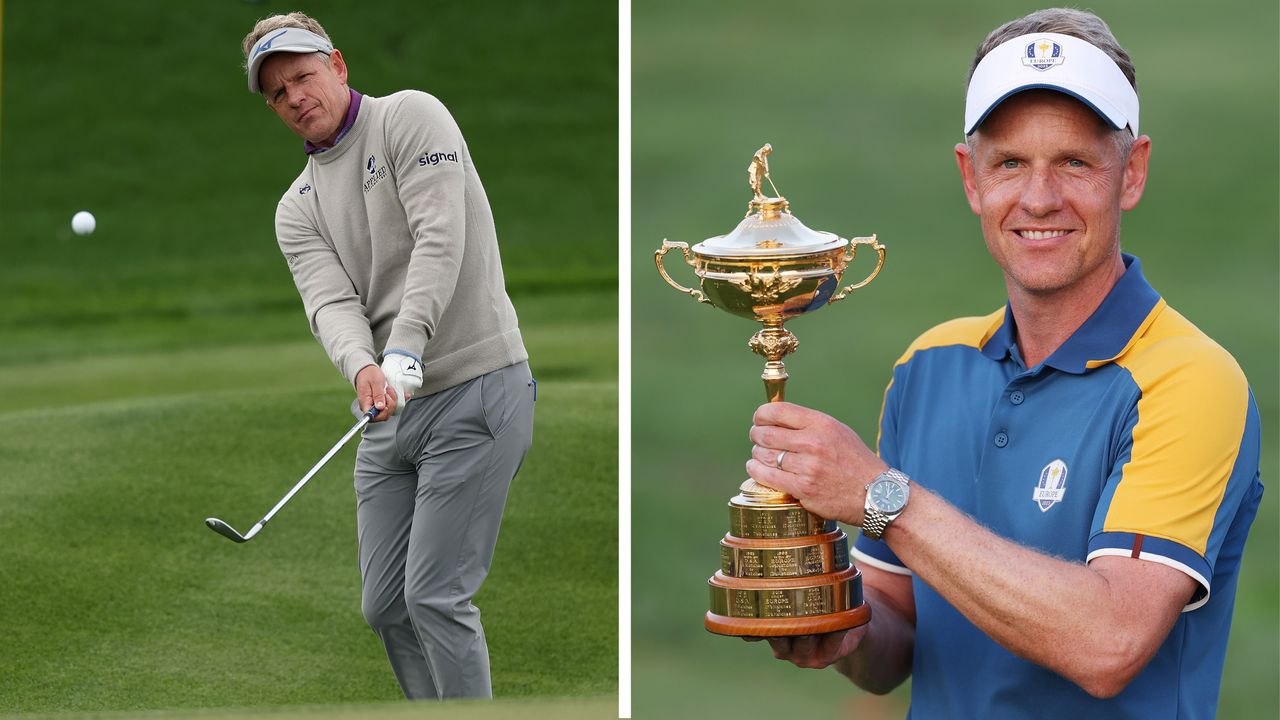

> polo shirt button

[
  {"left": 1010, "top": 391, "right": 1025, "bottom": 405},
  {"left": 994, "top": 431, "right": 1009, "bottom": 448}
]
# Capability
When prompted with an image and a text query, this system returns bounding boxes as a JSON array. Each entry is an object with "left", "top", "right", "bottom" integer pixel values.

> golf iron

[{"left": 205, "top": 406, "right": 379, "bottom": 543}]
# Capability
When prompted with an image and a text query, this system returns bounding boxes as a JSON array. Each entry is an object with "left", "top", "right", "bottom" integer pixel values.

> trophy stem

[
  {"left": 749, "top": 325, "right": 799, "bottom": 404},
  {"left": 763, "top": 362, "right": 787, "bottom": 403},
  {"left": 747, "top": 324, "right": 802, "bottom": 502}
]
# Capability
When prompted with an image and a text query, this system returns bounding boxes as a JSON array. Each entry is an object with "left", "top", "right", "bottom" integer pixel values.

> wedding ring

[{"left": 775, "top": 450, "right": 788, "bottom": 470}]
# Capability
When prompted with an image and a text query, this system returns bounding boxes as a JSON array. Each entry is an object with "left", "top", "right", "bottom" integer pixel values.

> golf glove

[{"left": 381, "top": 351, "right": 423, "bottom": 414}]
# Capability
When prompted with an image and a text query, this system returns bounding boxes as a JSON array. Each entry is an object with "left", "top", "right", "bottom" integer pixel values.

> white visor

[
  {"left": 246, "top": 27, "right": 334, "bottom": 93},
  {"left": 965, "top": 32, "right": 1139, "bottom": 138}
]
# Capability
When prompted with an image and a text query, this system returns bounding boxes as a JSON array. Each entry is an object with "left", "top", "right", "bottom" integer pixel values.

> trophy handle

[
  {"left": 829, "top": 235, "right": 884, "bottom": 303},
  {"left": 655, "top": 240, "right": 710, "bottom": 304}
]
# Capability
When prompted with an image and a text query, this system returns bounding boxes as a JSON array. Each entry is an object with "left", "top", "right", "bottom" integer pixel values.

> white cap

[
  {"left": 965, "top": 32, "right": 1139, "bottom": 138},
  {"left": 246, "top": 27, "right": 334, "bottom": 93}
]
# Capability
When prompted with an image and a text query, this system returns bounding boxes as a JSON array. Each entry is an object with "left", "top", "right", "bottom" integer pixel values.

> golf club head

[
  {"left": 205, "top": 517, "right": 249, "bottom": 543},
  {"left": 204, "top": 410, "right": 371, "bottom": 548}
]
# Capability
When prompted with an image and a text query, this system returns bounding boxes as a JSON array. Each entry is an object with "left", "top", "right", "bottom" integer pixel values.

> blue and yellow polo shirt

[{"left": 853, "top": 255, "right": 1263, "bottom": 719}]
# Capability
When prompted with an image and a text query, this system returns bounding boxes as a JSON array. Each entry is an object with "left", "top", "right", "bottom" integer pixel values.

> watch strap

[{"left": 862, "top": 507, "right": 892, "bottom": 540}]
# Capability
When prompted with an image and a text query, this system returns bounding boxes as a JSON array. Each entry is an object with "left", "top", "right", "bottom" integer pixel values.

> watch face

[{"left": 869, "top": 479, "right": 906, "bottom": 513}]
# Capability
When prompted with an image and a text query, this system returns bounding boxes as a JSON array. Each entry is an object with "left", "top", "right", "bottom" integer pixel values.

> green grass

[
  {"left": 0, "top": 695, "right": 617, "bottom": 720},
  {"left": 0, "top": 292, "right": 617, "bottom": 713},
  {"left": 632, "top": 0, "right": 1278, "bottom": 717},
  {"left": 0, "top": 0, "right": 617, "bottom": 715}
]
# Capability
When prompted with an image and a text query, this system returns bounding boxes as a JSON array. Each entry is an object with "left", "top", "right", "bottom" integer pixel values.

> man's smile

[{"left": 1016, "top": 229, "right": 1073, "bottom": 241}]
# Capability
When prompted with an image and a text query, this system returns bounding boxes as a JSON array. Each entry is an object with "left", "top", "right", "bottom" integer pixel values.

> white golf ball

[{"left": 71, "top": 211, "right": 96, "bottom": 236}]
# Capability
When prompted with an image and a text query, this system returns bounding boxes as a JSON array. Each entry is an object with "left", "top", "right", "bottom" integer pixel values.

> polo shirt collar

[
  {"left": 979, "top": 254, "right": 1162, "bottom": 374},
  {"left": 304, "top": 88, "right": 363, "bottom": 155}
]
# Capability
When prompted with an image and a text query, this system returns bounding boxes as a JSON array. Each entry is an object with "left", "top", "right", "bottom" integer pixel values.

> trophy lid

[{"left": 692, "top": 144, "right": 846, "bottom": 258}]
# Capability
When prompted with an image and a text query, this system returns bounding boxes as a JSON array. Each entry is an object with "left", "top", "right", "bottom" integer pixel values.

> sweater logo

[
  {"left": 363, "top": 154, "right": 389, "bottom": 193},
  {"left": 419, "top": 150, "right": 459, "bottom": 167},
  {"left": 1032, "top": 459, "right": 1068, "bottom": 512}
]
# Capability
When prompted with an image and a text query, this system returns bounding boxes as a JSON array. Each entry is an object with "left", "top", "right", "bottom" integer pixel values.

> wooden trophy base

[{"left": 705, "top": 604, "right": 872, "bottom": 637}]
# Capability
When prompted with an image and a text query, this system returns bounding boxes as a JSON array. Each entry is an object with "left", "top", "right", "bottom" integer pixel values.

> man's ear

[
  {"left": 1119, "top": 135, "right": 1151, "bottom": 212},
  {"left": 955, "top": 141, "right": 982, "bottom": 216},
  {"left": 329, "top": 48, "right": 349, "bottom": 85}
]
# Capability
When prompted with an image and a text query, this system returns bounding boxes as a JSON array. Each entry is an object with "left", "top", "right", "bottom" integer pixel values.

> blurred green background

[
  {"left": 632, "top": 1, "right": 1277, "bottom": 718},
  {"left": 0, "top": 0, "right": 616, "bottom": 716}
]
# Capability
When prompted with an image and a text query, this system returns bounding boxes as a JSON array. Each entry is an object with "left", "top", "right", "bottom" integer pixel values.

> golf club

[{"left": 205, "top": 405, "right": 379, "bottom": 543}]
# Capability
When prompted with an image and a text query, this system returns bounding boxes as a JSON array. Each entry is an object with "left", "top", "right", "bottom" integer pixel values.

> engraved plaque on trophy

[{"left": 655, "top": 144, "right": 883, "bottom": 636}]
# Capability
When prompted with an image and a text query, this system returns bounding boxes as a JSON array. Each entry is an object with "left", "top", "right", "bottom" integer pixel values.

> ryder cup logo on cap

[
  {"left": 247, "top": 27, "right": 334, "bottom": 93},
  {"left": 1022, "top": 38, "right": 1064, "bottom": 71},
  {"left": 965, "top": 32, "right": 1139, "bottom": 138}
]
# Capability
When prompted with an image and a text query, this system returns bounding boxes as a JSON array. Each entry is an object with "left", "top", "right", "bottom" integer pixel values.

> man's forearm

[
  {"left": 884, "top": 486, "right": 1192, "bottom": 697},
  {"left": 834, "top": 586, "right": 915, "bottom": 694},
  {"left": 314, "top": 304, "right": 378, "bottom": 384}
]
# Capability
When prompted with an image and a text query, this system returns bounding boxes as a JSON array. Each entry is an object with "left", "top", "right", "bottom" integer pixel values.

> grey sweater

[{"left": 275, "top": 91, "right": 526, "bottom": 396}]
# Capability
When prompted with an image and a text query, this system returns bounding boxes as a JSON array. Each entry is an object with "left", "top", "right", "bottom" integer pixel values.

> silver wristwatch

[{"left": 862, "top": 468, "right": 911, "bottom": 540}]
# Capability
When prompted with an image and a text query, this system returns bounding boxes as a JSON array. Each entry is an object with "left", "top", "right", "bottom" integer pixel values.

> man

[
  {"left": 240, "top": 13, "right": 534, "bottom": 700},
  {"left": 747, "top": 8, "right": 1262, "bottom": 717}
]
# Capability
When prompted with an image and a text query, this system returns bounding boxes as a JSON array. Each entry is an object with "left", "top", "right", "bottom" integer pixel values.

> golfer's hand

[
  {"left": 747, "top": 626, "right": 870, "bottom": 669},
  {"left": 746, "top": 402, "right": 887, "bottom": 526},
  {"left": 380, "top": 351, "right": 424, "bottom": 414},
  {"left": 355, "top": 364, "right": 396, "bottom": 422}
]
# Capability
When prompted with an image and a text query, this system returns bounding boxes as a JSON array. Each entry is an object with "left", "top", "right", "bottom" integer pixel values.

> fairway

[
  {"left": 0, "top": 293, "right": 617, "bottom": 712},
  {"left": 0, "top": 0, "right": 618, "bottom": 716}
]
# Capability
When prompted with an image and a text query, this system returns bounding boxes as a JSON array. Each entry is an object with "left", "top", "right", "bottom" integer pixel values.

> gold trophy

[{"left": 655, "top": 144, "right": 884, "bottom": 636}]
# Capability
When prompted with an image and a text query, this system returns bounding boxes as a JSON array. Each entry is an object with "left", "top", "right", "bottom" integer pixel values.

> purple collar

[{"left": 305, "top": 89, "right": 363, "bottom": 155}]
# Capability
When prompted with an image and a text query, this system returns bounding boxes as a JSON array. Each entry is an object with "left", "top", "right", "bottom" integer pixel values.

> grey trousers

[{"left": 353, "top": 361, "right": 534, "bottom": 700}]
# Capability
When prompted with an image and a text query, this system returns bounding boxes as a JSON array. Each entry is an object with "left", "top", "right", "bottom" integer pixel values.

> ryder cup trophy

[{"left": 655, "top": 144, "right": 884, "bottom": 636}]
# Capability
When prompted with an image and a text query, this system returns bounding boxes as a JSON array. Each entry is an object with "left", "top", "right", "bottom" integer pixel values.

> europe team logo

[
  {"left": 1032, "top": 459, "right": 1069, "bottom": 512},
  {"left": 1022, "top": 38, "right": 1065, "bottom": 71}
]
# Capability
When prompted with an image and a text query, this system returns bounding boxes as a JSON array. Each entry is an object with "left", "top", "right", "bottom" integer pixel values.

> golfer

[
  {"left": 748, "top": 8, "right": 1262, "bottom": 717},
  {"left": 241, "top": 13, "right": 534, "bottom": 700}
]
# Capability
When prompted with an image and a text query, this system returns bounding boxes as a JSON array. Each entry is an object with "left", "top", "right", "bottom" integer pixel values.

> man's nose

[
  {"left": 287, "top": 84, "right": 307, "bottom": 107},
  {"left": 1019, "top": 165, "right": 1064, "bottom": 216}
]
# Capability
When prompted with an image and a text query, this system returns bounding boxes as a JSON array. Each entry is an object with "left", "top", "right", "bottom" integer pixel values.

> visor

[
  {"left": 965, "top": 32, "right": 1139, "bottom": 138},
  {"left": 246, "top": 27, "right": 333, "bottom": 93}
]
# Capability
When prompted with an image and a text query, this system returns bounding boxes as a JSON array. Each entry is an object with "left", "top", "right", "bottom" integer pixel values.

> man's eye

[
  {"left": 1067, "top": 158, "right": 1086, "bottom": 167},
  {"left": 1001, "top": 159, "right": 1019, "bottom": 169}
]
